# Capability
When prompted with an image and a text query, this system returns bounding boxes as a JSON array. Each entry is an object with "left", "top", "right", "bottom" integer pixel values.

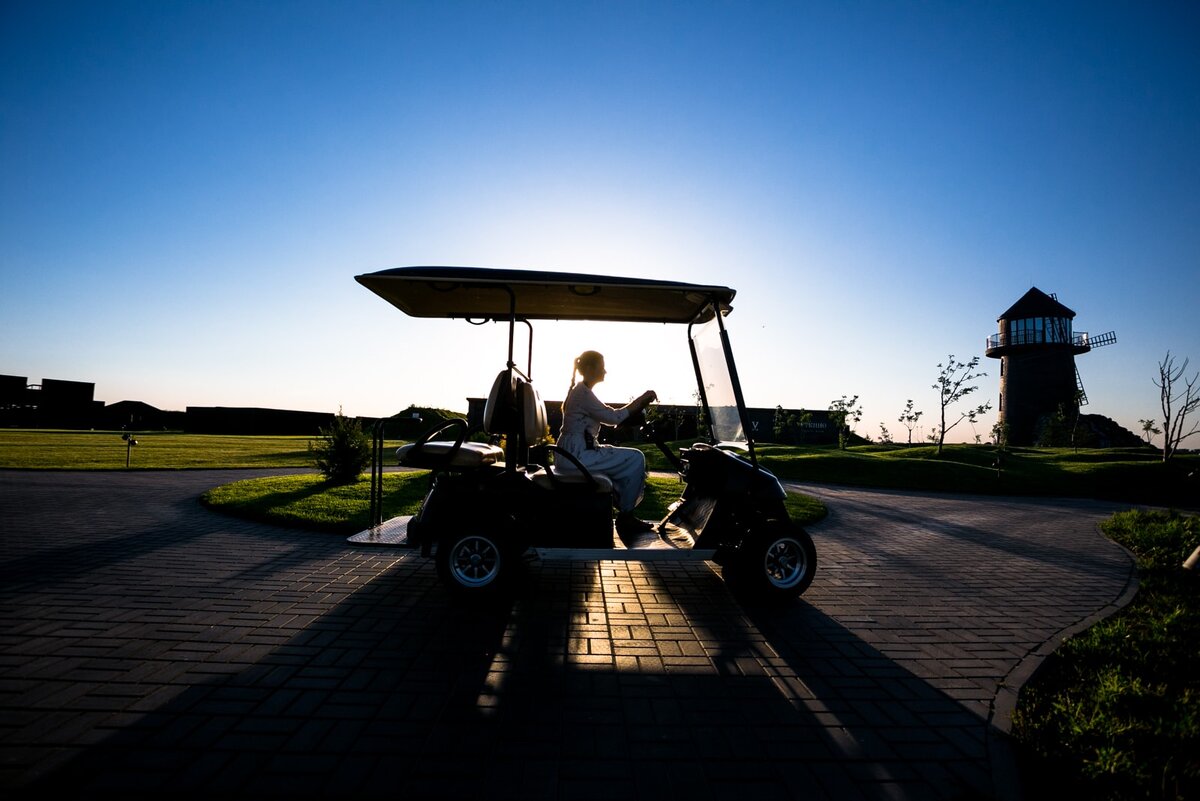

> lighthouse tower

[{"left": 985, "top": 287, "right": 1115, "bottom": 446}]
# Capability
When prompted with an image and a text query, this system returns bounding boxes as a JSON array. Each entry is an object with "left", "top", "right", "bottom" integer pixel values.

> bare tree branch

[{"left": 1154, "top": 352, "right": 1200, "bottom": 461}]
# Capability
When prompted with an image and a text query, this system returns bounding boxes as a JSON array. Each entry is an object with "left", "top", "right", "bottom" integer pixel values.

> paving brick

[{"left": 0, "top": 470, "right": 1135, "bottom": 799}]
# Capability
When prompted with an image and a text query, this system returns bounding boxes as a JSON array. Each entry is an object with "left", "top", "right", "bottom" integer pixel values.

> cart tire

[
  {"left": 436, "top": 532, "right": 510, "bottom": 595},
  {"left": 725, "top": 521, "right": 816, "bottom": 601}
]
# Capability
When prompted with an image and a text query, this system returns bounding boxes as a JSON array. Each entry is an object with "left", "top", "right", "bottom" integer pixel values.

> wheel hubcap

[
  {"left": 451, "top": 536, "right": 500, "bottom": 587},
  {"left": 764, "top": 537, "right": 808, "bottom": 589}
]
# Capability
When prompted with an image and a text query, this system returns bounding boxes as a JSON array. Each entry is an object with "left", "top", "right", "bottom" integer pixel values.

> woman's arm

[
  {"left": 572, "top": 386, "right": 657, "bottom": 427},
  {"left": 618, "top": 390, "right": 658, "bottom": 418},
  {"left": 572, "top": 384, "right": 629, "bottom": 426}
]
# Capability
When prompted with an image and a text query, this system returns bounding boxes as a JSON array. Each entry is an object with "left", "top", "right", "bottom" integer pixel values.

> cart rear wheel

[
  {"left": 436, "top": 532, "right": 508, "bottom": 594},
  {"left": 725, "top": 521, "right": 816, "bottom": 601}
]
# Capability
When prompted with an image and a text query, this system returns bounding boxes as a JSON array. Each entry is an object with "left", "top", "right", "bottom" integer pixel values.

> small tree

[
  {"left": 828, "top": 395, "right": 862, "bottom": 450},
  {"left": 991, "top": 420, "right": 1009, "bottom": 450},
  {"left": 311, "top": 409, "right": 372, "bottom": 484},
  {"left": 1035, "top": 403, "right": 1072, "bottom": 448},
  {"left": 898, "top": 399, "right": 923, "bottom": 446},
  {"left": 878, "top": 422, "right": 893, "bottom": 444},
  {"left": 932, "top": 355, "right": 992, "bottom": 456},
  {"left": 643, "top": 404, "right": 685, "bottom": 442},
  {"left": 795, "top": 408, "right": 812, "bottom": 439},
  {"left": 772, "top": 405, "right": 791, "bottom": 443},
  {"left": 773, "top": 405, "right": 812, "bottom": 444},
  {"left": 1154, "top": 352, "right": 1200, "bottom": 462},
  {"left": 1138, "top": 418, "right": 1162, "bottom": 447}
]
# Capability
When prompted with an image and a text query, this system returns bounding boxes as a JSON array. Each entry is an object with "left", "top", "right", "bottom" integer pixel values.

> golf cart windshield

[{"left": 690, "top": 316, "right": 747, "bottom": 446}]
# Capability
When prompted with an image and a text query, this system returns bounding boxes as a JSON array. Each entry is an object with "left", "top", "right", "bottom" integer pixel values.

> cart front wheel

[
  {"left": 437, "top": 532, "right": 508, "bottom": 594},
  {"left": 726, "top": 521, "right": 817, "bottom": 601}
]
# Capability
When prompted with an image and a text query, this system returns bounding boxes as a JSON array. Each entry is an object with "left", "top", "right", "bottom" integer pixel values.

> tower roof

[{"left": 998, "top": 287, "right": 1076, "bottom": 321}]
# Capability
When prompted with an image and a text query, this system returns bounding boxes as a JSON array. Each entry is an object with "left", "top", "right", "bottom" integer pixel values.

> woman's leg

[
  {"left": 577, "top": 446, "right": 651, "bottom": 544},
  {"left": 583, "top": 445, "right": 646, "bottom": 513}
]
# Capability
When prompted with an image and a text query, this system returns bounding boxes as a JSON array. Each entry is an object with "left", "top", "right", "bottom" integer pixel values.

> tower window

[{"left": 1007, "top": 317, "right": 1073, "bottom": 345}]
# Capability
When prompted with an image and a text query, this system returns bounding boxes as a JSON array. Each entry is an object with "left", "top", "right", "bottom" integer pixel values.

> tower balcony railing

[{"left": 986, "top": 331, "right": 1091, "bottom": 350}]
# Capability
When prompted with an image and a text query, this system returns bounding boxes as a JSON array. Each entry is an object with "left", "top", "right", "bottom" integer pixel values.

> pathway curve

[{"left": 0, "top": 471, "right": 1136, "bottom": 800}]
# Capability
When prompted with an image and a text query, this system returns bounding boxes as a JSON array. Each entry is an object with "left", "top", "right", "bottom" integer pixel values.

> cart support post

[{"left": 368, "top": 419, "right": 384, "bottom": 528}]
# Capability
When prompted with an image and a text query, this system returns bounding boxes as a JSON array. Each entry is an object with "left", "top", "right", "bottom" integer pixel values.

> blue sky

[{"left": 2, "top": 0, "right": 1198, "bottom": 443}]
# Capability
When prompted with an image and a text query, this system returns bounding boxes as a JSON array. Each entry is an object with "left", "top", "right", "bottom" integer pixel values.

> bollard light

[{"left": 122, "top": 430, "right": 138, "bottom": 467}]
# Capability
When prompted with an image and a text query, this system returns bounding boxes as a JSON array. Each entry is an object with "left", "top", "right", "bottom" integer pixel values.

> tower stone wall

[{"left": 998, "top": 348, "right": 1079, "bottom": 445}]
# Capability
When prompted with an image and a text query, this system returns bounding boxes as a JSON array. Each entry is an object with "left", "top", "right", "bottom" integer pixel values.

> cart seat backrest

[
  {"left": 483, "top": 368, "right": 548, "bottom": 446},
  {"left": 521, "top": 381, "right": 548, "bottom": 445},
  {"left": 482, "top": 370, "right": 515, "bottom": 436},
  {"left": 512, "top": 378, "right": 609, "bottom": 493}
]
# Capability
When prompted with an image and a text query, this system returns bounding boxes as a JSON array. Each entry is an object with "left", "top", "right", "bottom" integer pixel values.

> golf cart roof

[{"left": 355, "top": 266, "right": 735, "bottom": 324}]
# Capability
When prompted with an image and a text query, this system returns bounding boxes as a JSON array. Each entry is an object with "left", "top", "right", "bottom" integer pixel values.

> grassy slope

[{"left": 641, "top": 441, "right": 1198, "bottom": 507}]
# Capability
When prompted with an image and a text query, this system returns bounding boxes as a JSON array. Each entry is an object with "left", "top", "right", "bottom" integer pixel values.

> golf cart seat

[
  {"left": 395, "top": 418, "right": 503, "bottom": 469},
  {"left": 397, "top": 370, "right": 522, "bottom": 469},
  {"left": 529, "top": 448, "right": 614, "bottom": 494}
]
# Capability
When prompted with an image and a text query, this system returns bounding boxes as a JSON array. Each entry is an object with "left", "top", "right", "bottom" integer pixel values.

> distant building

[
  {"left": 2, "top": 370, "right": 837, "bottom": 443},
  {"left": 99, "top": 401, "right": 186, "bottom": 431},
  {"left": 464, "top": 397, "right": 837, "bottom": 445},
  {"left": 0, "top": 375, "right": 103, "bottom": 429},
  {"left": 184, "top": 406, "right": 335, "bottom": 435},
  {"left": 0, "top": 374, "right": 29, "bottom": 421}
]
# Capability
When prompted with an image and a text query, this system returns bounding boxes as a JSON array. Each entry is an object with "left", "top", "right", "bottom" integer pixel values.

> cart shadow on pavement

[{"left": 19, "top": 552, "right": 1009, "bottom": 801}]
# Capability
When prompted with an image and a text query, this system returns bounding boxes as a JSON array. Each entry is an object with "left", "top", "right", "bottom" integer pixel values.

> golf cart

[{"left": 355, "top": 266, "right": 816, "bottom": 602}]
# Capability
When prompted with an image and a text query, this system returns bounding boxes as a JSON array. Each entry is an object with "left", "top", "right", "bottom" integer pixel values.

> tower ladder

[{"left": 1075, "top": 367, "right": 1089, "bottom": 407}]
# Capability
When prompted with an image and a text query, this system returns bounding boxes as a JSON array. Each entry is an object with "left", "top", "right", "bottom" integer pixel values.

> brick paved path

[{"left": 0, "top": 471, "right": 1135, "bottom": 800}]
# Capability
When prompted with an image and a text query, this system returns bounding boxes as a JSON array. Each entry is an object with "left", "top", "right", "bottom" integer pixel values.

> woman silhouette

[{"left": 559, "top": 350, "right": 657, "bottom": 544}]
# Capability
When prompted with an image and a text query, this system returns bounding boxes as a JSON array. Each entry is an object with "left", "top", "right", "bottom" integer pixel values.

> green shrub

[
  {"left": 310, "top": 411, "right": 371, "bottom": 484},
  {"left": 1013, "top": 508, "right": 1200, "bottom": 800}
]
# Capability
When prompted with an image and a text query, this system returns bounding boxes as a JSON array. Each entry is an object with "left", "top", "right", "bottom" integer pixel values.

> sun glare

[{"left": 527, "top": 320, "right": 696, "bottom": 407}]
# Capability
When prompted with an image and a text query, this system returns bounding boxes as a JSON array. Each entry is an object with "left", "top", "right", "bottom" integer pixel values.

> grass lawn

[
  {"left": 202, "top": 471, "right": 432, "bottom": 533},
  {"left": 1011, "top": 508, "right": 1199, "bottom": 800},
  {"left": 201, "top": 472, "right": 827, "bottom": 535},
  {"left": 0, "top": 429, "right": 403, "bottom": 470}
]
